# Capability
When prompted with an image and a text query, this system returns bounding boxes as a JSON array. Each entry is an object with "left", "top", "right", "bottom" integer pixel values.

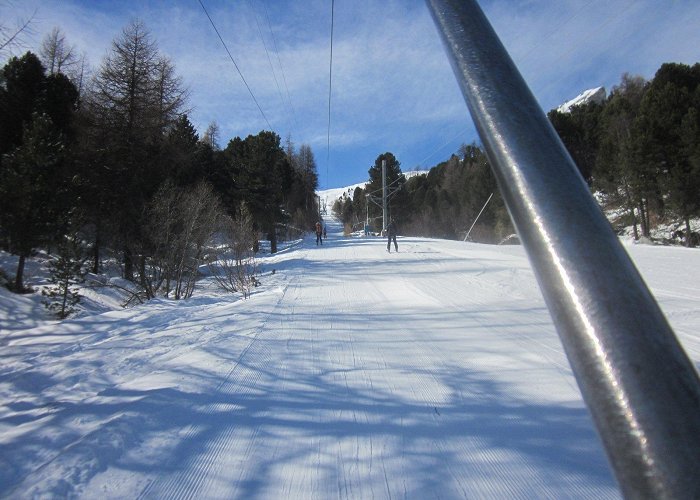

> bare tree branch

[{"left": 0, "top": 5, "right": 36, "bottom": 55}]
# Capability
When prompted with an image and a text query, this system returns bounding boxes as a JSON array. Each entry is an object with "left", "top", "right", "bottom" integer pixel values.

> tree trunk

[
  {"left": 139, "top": 255, "right": 149, "bottom": 297},
  {"left": 643, "top": 200, "right": 651, "bottom": 237},
  {"left": 14, "top": 254, "right": 26, "bottom": 292},
  {"left": 685, "top": 217, "right": 693, "bottom": 248},
  {"left": 638, "top": 201, "right": 649, "bottom": 238},
  {"left": 92, "top": 227, "right": 101, "bottom": 274},
  {"left": 622, "top": 182, "right": 638, "bottom": 240},
  {"left": 60, "top": 275, "right": 70, "bottom": 319},
  {"left": 123, "top": 246, "right": 134, "bottom": 281},
  {"left": 268, "top": 230, "right": 277, "bottom": 254}
]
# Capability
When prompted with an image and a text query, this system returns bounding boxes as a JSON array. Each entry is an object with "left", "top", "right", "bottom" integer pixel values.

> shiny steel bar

[{"left": 425, "top": 0, "right": 700, "bottom": 497}]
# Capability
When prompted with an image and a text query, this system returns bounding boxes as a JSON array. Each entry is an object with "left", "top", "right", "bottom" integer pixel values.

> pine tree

[
  {"left": 595, "top": 74, "right": 648, "bottom": 238},
  {"left": 637, "top": 63, "right": 700, "bottom": 243},
  {"left": 0, "top": 114, "right": 65, "bottom": 291},
  {"left": 679, "top": 104, "right": 700, "bottom": 246},
  {"left": 0, "top": 52, "right": 46, "bottom": 157},
  {"left": 0, "top": 51, "right": 80, "bottom": 288},
  {"left": 547, "top": 102, "right": 601, "bottom": 184},
  {"left": 42, "top": 236, "right": 87, "bottom": 319},
  {"left": 225, "top": 131, "right": 287, "bottom": 253},
  {"left": 366, "top": 152, "right": 406, "bottom": 231},
  {"left": 164, "top": 114, "right": 204, "bottom": 187}
]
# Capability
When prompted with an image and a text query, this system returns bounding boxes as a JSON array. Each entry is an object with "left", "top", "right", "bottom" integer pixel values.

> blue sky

[{"left": 5, "top": 0, "right": 700, "bottom": 189}]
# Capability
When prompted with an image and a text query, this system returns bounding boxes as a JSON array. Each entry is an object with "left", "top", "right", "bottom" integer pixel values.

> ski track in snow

[{"left": 2, "top": 217, "right": 699, "bottom": 498}]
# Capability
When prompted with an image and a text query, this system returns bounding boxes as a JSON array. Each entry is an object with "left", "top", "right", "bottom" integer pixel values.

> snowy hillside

[
  {"left": 318, "top": 182, "right": 367, "bottom": 214},
  {"left": 319, "top": 170, "right": 428, "bottom": 211},
  {"left": 1, "top": 217, "right": 699, "bottom": 498},
  {"left": 556, "top": 86, "right": 606, "bottom": 113}
]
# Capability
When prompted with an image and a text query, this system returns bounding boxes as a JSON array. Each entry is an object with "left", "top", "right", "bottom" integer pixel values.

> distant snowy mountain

[{"left": 556, "top": 86, "right": 606, "bottom": 114}]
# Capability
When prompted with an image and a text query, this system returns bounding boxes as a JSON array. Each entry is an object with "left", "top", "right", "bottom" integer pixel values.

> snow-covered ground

[{"left": 1, "top": 218, "right": 699, "bottom": 498}]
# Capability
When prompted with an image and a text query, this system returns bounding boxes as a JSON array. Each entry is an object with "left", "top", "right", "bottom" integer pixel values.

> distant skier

[
  {"left": 323, "top": 226, "right": 327, "bottom": 240},
  {"left": 387, "top": 218, "right": 398, "bottom": 253},
  {"left": 315, "top": 221, "right": 323, "bottom": 246}
]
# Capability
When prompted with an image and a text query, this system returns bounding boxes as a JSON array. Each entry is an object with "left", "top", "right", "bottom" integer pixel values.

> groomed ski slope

[{"left": 2, "top": 218, "right": 700, "bottom": 499}]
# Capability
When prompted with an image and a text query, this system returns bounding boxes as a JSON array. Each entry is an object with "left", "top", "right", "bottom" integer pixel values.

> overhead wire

[
  {"left": 261, "top": 0, "right": 300, "bottom": 136},
  {"left": 413, "top": 127, "right": 471, "bottom": 170},
  {"left": 246, "top": 0, "right": 288, "bottom": 128},
  {"left": 197, "top": 0, "right": 273, "bottom": 131},
  {"left": 246, "top": 0, "right": 284, "bottom": 118},
  {"left": 517, "top": 0, "right": 597, "bottom": 63},
  {"left": 533, "top": 0, "right": 639, "bottom": 99},
  {"left": 326, "top": 0, "right": 335, "bottom": 189},
  {"left": 426, "top": 2, "right": 602, "bottom": 170},
  {"left": 420, "top": 0, "right": 648, "bottom": 173}
]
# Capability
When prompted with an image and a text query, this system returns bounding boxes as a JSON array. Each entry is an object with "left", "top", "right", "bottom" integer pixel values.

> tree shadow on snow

[{"left": 0, "top": 319, "right": 619, "bottom": 499}]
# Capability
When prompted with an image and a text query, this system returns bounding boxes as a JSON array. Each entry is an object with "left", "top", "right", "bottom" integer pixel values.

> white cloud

[{"left": 5, "top": 0, "right": 700, "bottom": 187}]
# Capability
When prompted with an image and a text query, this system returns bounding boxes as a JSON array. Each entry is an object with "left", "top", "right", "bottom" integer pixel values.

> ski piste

[{"left": 2, "top": 217, "right": 699, "bottom": 498}]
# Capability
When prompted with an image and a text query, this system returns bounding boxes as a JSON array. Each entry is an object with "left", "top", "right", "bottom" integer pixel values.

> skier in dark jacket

[
  {"left": 387, "top": 219, "right": 398, "bottom": 252},
  {"left": 315, "top": 221, "right": 323, "bottom": 246}
]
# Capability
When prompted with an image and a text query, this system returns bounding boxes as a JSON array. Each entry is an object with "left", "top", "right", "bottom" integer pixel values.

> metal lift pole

[
  {"left": 425, "top": 0, "right": 700, "bottom": 498},
  {"left": 382, "top": 159, "right": 388, "bottom": 234}
]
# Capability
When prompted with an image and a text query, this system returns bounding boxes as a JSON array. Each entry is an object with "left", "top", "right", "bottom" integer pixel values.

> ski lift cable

[
  {"left": 325, "top": 0, "right": 335, "bottom": 189},
  {"left": 517, "top": 0, "right": 598, "bottom": 63},
  {"left": 533, "top": 0, "right": 639, "bottom": 99},
  {"left": 366, "top": 174, "right": 404, "bottom": 197},
  {"left": 420, "top": 0, "right": 639, "bottom": 171},
  {"left": 414, "top": 127, "right": 471, "bottom": 170},
  {"left": 197, "top": 0, "right": 273, "bottom": 131},
  {"left": 245, "top": 0, "right": 290, "bottom": 132},
  {"left": 261, "top": 0, "right": 301, "bottom": 136},
  {"left": 415, "top": 0, "right": 588, "bottom": 170}
]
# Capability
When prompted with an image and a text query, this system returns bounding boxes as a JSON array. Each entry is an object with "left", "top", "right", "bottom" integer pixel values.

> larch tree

[
  {"left": 40, "top": 27, "right": 77, "bottom": 76},
  {"left": 90, "top": 20, "right": 187, "bottom": 280},
  {"left": 0, "top": 3, "right": 35, "bottom": 56}
]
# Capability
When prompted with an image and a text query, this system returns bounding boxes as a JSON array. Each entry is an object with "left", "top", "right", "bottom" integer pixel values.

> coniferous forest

[
  {"left": 549, "top": 65, "right": 700, "bottom": 245},
  {"left": 2, "top": 20, "right": 700, "bottom": 313},
  {"left": 334, "top": 63, "right": 700, "bottom": 247},
  {"left": 0, "top": 22, "right": 319, "bottom": 302}
]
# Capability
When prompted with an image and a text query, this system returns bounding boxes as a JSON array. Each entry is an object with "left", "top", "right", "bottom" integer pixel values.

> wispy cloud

[{"left": 7, "top": 0, "right": 700, "bottom": 187}]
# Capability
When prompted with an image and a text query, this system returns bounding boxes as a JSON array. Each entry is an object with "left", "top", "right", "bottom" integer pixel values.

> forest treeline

[
  {"left": 334, "top": 62, "right": 700, "bottom": 247},
  {"left": 333, "top": 148, "right": 512, "bottom": 243},
  {"left": 2, "top": 18, "right": 699, "bottom": 312},
  {"left": 549, "top": 64, "right": 700, "bottom": 244},
  {"left": 0, "top": 22, "right": 319, "bottom": 303}
]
